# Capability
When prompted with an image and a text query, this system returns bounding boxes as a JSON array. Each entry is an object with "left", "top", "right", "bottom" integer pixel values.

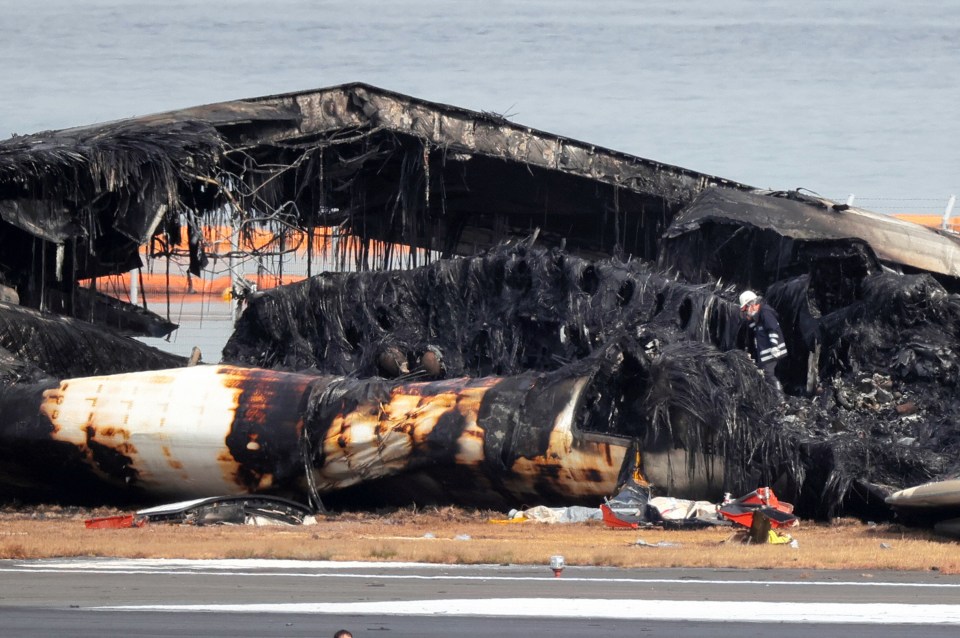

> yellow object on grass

[{"left": 768, "top": 530, "right": 793, "bottom": 544}]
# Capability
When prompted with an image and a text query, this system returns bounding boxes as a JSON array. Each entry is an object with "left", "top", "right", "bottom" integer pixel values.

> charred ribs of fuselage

[{"left": 0, "top": 364, "right": 724, "bottom": 508}]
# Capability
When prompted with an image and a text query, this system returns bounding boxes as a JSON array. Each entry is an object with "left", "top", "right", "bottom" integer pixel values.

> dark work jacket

[{"left": 747, "top": 304, "right": 788, "bottom": 364}]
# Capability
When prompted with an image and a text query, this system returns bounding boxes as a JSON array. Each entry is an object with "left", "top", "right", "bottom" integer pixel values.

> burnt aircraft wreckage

[{"left": 2, "top": 83, "right": 960, "bottom": 522}]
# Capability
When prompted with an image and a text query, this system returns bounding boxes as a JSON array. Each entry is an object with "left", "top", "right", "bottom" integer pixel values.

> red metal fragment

[{"left": 84, "top": 514, "right": 145, "bottom": 529}]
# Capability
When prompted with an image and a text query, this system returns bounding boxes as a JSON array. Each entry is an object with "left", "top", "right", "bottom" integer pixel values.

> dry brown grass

[{"left": 0, "top": 506, "right": 957, "bottom": 573}]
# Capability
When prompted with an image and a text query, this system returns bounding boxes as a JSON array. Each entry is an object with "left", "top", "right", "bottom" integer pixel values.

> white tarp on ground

[
  {"left": 512, "top": 499, "right": 719, "bottom": 524},
  {"left": 648, "top": 497, "right": 719, "bottom": 521}
]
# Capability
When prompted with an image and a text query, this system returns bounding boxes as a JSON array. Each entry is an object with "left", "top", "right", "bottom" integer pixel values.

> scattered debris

[
  {"left": 84, "top": 514, "right": 145, "bottom": 530},
  {"left": 601, "top": 478, "right": 655, "bottom": 529},
  {"left": 603, "top": 485, "right": 800, "bottom": 545},
  {"left": 714, "top": 488, "right": 798, "bottom": 545},
  {"left": 718, "top": 487, "right": 798, "bottom": 530},
  {"left": 84, "top": 495, "right": 314, "bottom": 528},
  {"left": 650, "top": 497, "right": 719, "bottom": 523},
  {"left": 633, "top": 539, "right": 681, "bottom": 548}
]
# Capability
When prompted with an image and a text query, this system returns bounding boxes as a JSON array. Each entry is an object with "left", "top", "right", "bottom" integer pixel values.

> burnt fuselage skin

[{"left": 4, "top": 364, "right": 631, "bottom": 507}]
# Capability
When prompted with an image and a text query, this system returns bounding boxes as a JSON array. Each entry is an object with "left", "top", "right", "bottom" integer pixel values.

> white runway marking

[
  {"left": 6, "top": 558, "right": 960, "bottom": 589},
  {"left": 16, "top": 558, "right": 455, "bottom": 571},
  {"left": 96, "top": 597, "right": 960, "bottom": 625}
]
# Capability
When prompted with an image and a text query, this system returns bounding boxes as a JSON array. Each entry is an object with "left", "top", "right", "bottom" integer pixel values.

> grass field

[{"left": 1, "top": 506, "right": 957, "bottom": 574}]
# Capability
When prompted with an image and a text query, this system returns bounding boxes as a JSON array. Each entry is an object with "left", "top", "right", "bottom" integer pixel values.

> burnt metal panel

[
  {"left": 0, "top": 363, "right": 641, "bottom": 507},
  {"left": 665, "top": 188, "right": 960, "bottom": 280},
  {"left": 33, "top": 365, "right": 324, "bottom": 499},
  {"left": 0, "top": 301, "right": 185, "bottom": 380}
]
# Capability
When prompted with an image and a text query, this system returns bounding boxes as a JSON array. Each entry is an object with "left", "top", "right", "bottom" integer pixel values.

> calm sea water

[
  {"left": 2, "top": 0, "right": 957, "bottom": 211},
  {"left": 2, "top": 0, "right": 958, "bottom": 358}
]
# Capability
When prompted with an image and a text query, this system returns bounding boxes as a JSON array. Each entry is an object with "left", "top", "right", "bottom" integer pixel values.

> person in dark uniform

[{"left": 739, "top": 290, "right": 787, "bottom": 391}]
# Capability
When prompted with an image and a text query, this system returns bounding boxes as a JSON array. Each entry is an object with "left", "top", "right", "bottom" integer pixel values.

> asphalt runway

[{"left": 1, "top": 558, "right": 959, "bottom": 637}]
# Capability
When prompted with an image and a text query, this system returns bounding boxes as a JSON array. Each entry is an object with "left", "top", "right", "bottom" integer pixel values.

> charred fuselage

[{"left": 1, "top": 364, "right": 647, "bottom": 508}]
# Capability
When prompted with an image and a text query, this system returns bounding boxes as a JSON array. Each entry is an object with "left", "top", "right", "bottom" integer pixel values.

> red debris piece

[
  {"left": 719, "top": 487, "right": 798, "bottom": 529},
  {"left": 600, "top": 503, "right": 640, "bottom": 529},
  {"left": 84, "top": 514, "right": 146, "bottom": 529}
]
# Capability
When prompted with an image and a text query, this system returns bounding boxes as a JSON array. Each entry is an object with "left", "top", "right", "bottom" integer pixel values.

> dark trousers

[{"left": 760, "top": 360, "right": 782, "bottom": 391}]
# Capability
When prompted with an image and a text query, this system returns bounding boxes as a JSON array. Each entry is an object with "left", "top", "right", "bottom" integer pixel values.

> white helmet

[{"left": 739, "top": 290, "right": 759, "bottom": 309}]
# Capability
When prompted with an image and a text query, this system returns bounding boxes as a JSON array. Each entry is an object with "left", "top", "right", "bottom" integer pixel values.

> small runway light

[{"left": 549, "top": 555, "right": 565, "bottom": 578}]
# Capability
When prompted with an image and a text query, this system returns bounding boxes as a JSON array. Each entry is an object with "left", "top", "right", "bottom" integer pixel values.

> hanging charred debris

[{"left": 2, "top": 83, "right": 960, "bottom": 523}]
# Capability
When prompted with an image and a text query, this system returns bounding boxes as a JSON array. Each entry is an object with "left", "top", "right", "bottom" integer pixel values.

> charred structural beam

[
  {"left": 0, "top": 112, "right": 224, "bottom": 333},
  {"left": 157, "top": 83, "right": 748, "bottom": 210},
  {"left": 0, "top": 364, "right": 737, "bottom": 508},
  {"left": 280, "top": 84, "right": 748, "bottom": 200},
  {"left": 221, "top": 84, "right": 752, "bottom": 260}
]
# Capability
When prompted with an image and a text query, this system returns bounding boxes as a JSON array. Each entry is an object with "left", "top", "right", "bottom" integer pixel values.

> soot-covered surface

[
  {"left": 0, "top": 301, "right": 185, "bottom": 384},
  {"left": 4, "top": 85, "right": 960, "bottom": 520},
  {"left": 223, "top": 242, "right": 960, "bottom": 520},
  {"left": 0, "top": 302, "right": 188, "bottom": 504},
  {"left": 223, "top": 241, "right": 787, "bottom": 503}
]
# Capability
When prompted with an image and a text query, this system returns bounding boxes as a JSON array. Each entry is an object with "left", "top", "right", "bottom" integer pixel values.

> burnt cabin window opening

[
  {"left": 575, "top": 353, "right": 649, "bottom": 439},
  {"left": 677, "top": 298, "right": 693, "bottom": 331},
  {"left": 578, "top": 265, "right": 600, "bottom": 295},
  {"left": 617, "top": 279, "right": 635, "bottom": 307}
]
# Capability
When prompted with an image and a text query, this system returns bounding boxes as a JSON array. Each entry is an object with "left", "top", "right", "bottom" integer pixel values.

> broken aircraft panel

[
  {"left": 134, "top": 495, "right": 315, "bottom": 526},
  {"left": 0, "top": 300, "right": 185, "bottom": 384},
  {"left": 0, "top": 363, "right": 733, "bottom": 508},
  {"left": 660, "top": 188, "right": 960, "bottom": 292}
]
